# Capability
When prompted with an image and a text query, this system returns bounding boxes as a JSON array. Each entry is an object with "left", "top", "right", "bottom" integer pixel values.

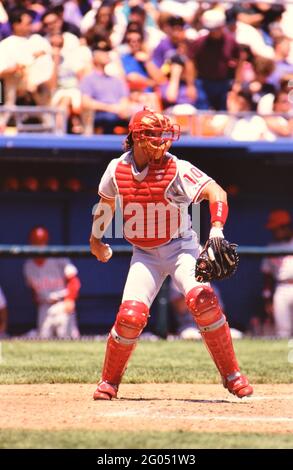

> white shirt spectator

[
  {"left": 60, "top": 31, "right": 80, "bottom": 55},
  {"left": 0, "top": 34, "right": 53, "bottom": 88},
  {"left": 235, "top": 21, "right": 274, "bottom": 60},
  {"left": 229, "top": 115, "right": 269, "bottom": 141},
  {"left": 159, "top": 1, "right": 199, "bottom": 22},
  {"left": 280, "top": 4, "right": 293, "bottom": 41}
]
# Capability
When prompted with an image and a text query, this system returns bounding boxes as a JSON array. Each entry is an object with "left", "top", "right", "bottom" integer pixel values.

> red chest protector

[{"left": 115, "top": 156, "right": 180, "bottom": 248}]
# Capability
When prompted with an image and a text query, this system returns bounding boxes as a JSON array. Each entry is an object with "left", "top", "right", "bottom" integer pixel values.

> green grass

[
  {"left": 0, "top": 339, "right": 291, "bottom": 384},
  {"left": 0, "top": 429, "right": 292, "bottom": 449}
]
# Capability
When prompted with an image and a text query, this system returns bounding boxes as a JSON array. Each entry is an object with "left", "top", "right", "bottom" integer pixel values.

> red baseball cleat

[
  {"left": 224, "top": 374, "right": 253, "bottom": 398},
  {"left": 93, "top": 381, "right": 118, "bottom": 400}
]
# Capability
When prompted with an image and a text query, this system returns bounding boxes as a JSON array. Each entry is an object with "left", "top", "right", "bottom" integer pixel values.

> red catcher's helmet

[
  {"left": 29, "top": 226, "right": 49, "bottom": 245},
  {"left": 128, "top": 107, "right": 180, "bottom": 165}
]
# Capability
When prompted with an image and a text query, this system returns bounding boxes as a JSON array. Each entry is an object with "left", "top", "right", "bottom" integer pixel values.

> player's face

[
  {"left": 131, "top": 113, "right": 180, "bottom": 165},
  {"left": 139, "top": 129, "right": 172, "bottom": 163},
  {"left": 272, "top": 225, "right": 292, "bottom": 241}
]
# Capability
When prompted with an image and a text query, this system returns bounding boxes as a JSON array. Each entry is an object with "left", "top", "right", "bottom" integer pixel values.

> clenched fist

[{"left": 90, "top": 235, "right": 113, "bottom": 263}]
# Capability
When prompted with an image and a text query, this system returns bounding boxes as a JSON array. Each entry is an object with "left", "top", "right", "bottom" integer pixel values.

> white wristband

[{"left": 209, "top": 226, "right": 224, "bottom": 239}]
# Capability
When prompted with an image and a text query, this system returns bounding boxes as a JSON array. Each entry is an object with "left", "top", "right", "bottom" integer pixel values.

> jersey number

[{"left": 183, "top": 167, "right": 204, "bottom": 185}]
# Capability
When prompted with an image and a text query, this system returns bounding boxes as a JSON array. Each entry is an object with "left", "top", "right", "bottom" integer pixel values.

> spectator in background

[
  {"left": 0, "top": 284, "right": 8, "bottom": 339},
  {"left": 228, "top": 89, "right": 269, "bottom": 141},
  {"left": 121, "top": 28, "right": 165, "bottom": 93},
  {"left": 268, "top": 36, "right": 293, "bottom": 91},
  {"left": 153, "top": 15, "right": 185, "bottom": 69},
  {"left": 48, "top": 32, "right": 90, "bottom": 134},
  {"left": 63, "top": 0, "right": 92, "bottom": 30},
  {"left": 234, "top": 44, "right": 255, "bottom": 86},
  {"left": 23, "top": 226, "right": 80, "bottom": 339},
  {"left": 194, "top": 88, "right": 268, "bottom": 139},
  {"left": 188, "top": 8, "right": 240, "bottom": 111},
  {"left": 81, "top": 1, "right": 123, "bottom": 47},
  {"left": 16, "top": 0, "right": 47, "bottom": 34},
  {"left": 153, "top": 15, "right": 196, "bottom": 105},
  {"left": 265, "top": 91, "right": 293, "bottom": 138},
  {"left": 41, "top": 4, "right": 81, "bottom": 38},
  {"left": 159, "top": 42, "right": 196, "bottom": 109},
  {"left": 226, "top": 6, "right": 275, "bottom": 61},
  {"left": 0, "top": 7, "right": 53, "bottom": 130},
  {"left": 228, "top": 1, "right": 284, "bottom": 39},
  {"left": 41, "top": 7, "right": 80, "bottom": 53},
  {"left": 261, "top": 210, "right": 293, "bottom": 338},
  {"left": 80, "top": 38, "right": 130, "bottom": 134},
  {"left": 248, "top": 55, "right": 276, "bottom": 113},
  {"left": 159, "top": 0, "right": 198, "bottom": 23},
  {"left": 126, "top": 4, "right": 165, "bottom": 52}
]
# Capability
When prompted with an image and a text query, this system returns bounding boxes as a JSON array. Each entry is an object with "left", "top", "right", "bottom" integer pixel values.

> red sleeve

[{"left": 65, "top": 276, "right": 81, "bottom": 301}]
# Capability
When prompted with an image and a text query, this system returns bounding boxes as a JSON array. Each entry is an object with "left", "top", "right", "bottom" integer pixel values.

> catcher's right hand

[
  {"left": 195, "top": 237, "right": 239, "bottom": 282},
  {"left": 90, "top": 236, "right": 113, "bottom": 263}
]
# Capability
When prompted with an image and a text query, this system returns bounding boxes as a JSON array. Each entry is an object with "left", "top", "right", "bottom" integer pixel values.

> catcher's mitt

[{"left": 195, "top": 238, "right": 239, "bottom": 282}]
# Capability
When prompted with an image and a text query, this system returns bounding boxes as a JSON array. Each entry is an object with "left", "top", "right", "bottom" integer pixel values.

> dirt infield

[{"left": 1, "top": 384, "right": 292, "bottom": 433}]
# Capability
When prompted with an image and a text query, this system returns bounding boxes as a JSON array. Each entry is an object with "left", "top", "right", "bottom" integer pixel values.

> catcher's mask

[{"left": 127, "top": 107, "right": 180, "bottom": 166}]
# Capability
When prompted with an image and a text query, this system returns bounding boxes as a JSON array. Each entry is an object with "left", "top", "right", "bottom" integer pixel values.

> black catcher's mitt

[{"left": 195, "top": 238, "right": 239, "bottom": 282}]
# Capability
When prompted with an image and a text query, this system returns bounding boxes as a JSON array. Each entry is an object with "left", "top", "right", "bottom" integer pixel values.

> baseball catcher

[{"left": 90, "top": 107, "right": 253, "bottom": 401}]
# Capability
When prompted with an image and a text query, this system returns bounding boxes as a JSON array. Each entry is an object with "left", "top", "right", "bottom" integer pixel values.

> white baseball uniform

[
  {"left": 23, "top": 258, "right": 80, "bottom": 339},
  {"left": 98, "top": 150, "right": 213, "bottom": 307},
  {"left": 261, "top": 238, "right": 293, "bottom": 338}
]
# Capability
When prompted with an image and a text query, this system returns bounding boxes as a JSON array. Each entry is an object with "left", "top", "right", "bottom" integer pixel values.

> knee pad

[
  {"left": 186, "top": 285, "right": 223, "bottom": 327},
  {"left": 114, "top": 300, "right": 149, "bottom": 339}
]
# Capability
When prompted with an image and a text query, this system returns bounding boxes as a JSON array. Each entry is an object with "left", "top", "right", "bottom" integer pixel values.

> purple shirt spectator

[
  {"left": 80, "top": 70, "right": 128, "bottom": 103},
  {"left": 152, "top": 37, "right": 178, "bottom": 68}
]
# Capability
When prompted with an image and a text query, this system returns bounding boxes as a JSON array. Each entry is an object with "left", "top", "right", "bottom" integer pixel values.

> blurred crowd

[{"left": 0, "top": 1, "right": 293, "bottom": 138}]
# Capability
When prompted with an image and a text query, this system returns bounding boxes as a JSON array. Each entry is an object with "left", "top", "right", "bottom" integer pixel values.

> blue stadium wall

[{"left": 1, "top": 135, "right": 293, "bottom": 335}]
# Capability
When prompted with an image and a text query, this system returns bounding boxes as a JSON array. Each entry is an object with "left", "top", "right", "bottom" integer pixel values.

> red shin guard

[
  {"left": 101, "top": 335, "right": 138, "bottom": 385},
  {"left": 186, "top": 286, "right": 240, "bottom": 378},
  {"left": 99, "top": 300, "right": 149, "bottom": 389},
  {"left": 200, "top": 321, "right": 240, "bottom": 379}
]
